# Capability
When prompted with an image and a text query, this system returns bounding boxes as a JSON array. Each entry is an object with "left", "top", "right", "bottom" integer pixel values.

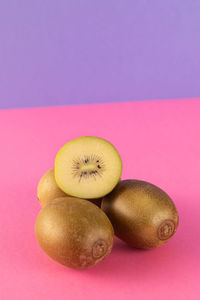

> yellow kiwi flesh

[
  {"left": 101, "top": 180, "right": 179, "bottom": 249},
  {"left": 35, "top": 197, "right": 114, "bottom": 269},
  {"left": 55, "top": 136, "right": 122, "bottom": 199}
]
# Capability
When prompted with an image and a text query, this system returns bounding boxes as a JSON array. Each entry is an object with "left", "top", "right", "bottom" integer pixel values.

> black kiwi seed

[{"left": 72, "top": 155, "right": 105, "bottom": 181}]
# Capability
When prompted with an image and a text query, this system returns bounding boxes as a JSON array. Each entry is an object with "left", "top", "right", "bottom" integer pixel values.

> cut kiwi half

[{"left": 55, "top": 136, "right": 122, "bottom": 199}]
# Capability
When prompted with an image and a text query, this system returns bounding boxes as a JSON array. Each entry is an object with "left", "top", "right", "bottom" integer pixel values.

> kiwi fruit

[
  {"left": 37, "top": 168, "right": 67, "bottom": 207},
  {"left": 37, "top": 168, "right": 102, "bottom": 207},
  {"left": 35, "top": 196, "right": 114, "bottom": 269},
  {"left": 101, "top": 180, "right": 179, "bottom": 249},
  {"left": 55, "top": 136, "right": 122, "bottom": 199}
]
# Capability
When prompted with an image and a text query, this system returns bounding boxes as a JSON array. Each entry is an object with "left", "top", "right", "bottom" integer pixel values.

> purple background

[{"left": 0, "top": 0, "right": 200, "bottom": 109}]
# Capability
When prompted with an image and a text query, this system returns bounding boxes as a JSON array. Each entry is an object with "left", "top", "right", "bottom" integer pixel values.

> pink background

[{"left": 0, "top": 98, "right": 200, "bottom": 300}]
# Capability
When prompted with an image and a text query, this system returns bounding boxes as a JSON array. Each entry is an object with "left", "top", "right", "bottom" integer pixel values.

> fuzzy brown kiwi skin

[
  {"left": 101, "top": 180, "right": 179, "bottom": 249},
  {"left": 35, "top": 197, "right": 114, "bottom": 269},
  {"left": 37, "top": 168, "right": 67, "bottom": 207}
]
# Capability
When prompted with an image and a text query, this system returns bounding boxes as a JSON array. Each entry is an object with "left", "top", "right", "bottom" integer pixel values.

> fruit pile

[{"left": 35, "top": 136, "right": 179, "bottom": 269}]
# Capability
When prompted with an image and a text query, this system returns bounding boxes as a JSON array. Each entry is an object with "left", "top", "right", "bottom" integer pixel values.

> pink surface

[{"left": 0, "top": 99, "right": 200, "bottom": 300}]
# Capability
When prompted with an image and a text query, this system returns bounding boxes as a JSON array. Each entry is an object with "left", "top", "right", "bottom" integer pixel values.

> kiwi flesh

[
  {"left": 101, "top": 180, "right": 179, "bottom": 249},
  {"left": 37, "top": 168, "right": 66, "bottom": 207},
  {"left": 35, "top": 196, "right": 114, "bottom": 269},
  {"left": 55, "top": 136, "right": 122, "bottom": 199}
]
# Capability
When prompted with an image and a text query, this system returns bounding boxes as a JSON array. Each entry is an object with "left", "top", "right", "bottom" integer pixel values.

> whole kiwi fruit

[
  {"left": 37, "top": 168, "right": 67, "bottom": 207},
  {"left": 37, "top": 168, "right": 102, "bottom": 207},
  {"left": 101, "top": 180, "right": 179, "bottom": 249},
  {"left": 35, "top": 197, "right": 114, "bottom": 269}
]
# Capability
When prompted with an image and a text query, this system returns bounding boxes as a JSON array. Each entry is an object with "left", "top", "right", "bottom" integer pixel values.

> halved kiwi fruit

[
  {"left": 101, "top": 180, "right": 179, "bottom": 249},
  {"left": 35, "top": 197, "right": 114, "bottom": 269},
  {"left": 37, "top": 168, "right": 66, "bottom": 207},
  {"left": 55, "top": 136, "right": 122, "bottom": 199}
]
